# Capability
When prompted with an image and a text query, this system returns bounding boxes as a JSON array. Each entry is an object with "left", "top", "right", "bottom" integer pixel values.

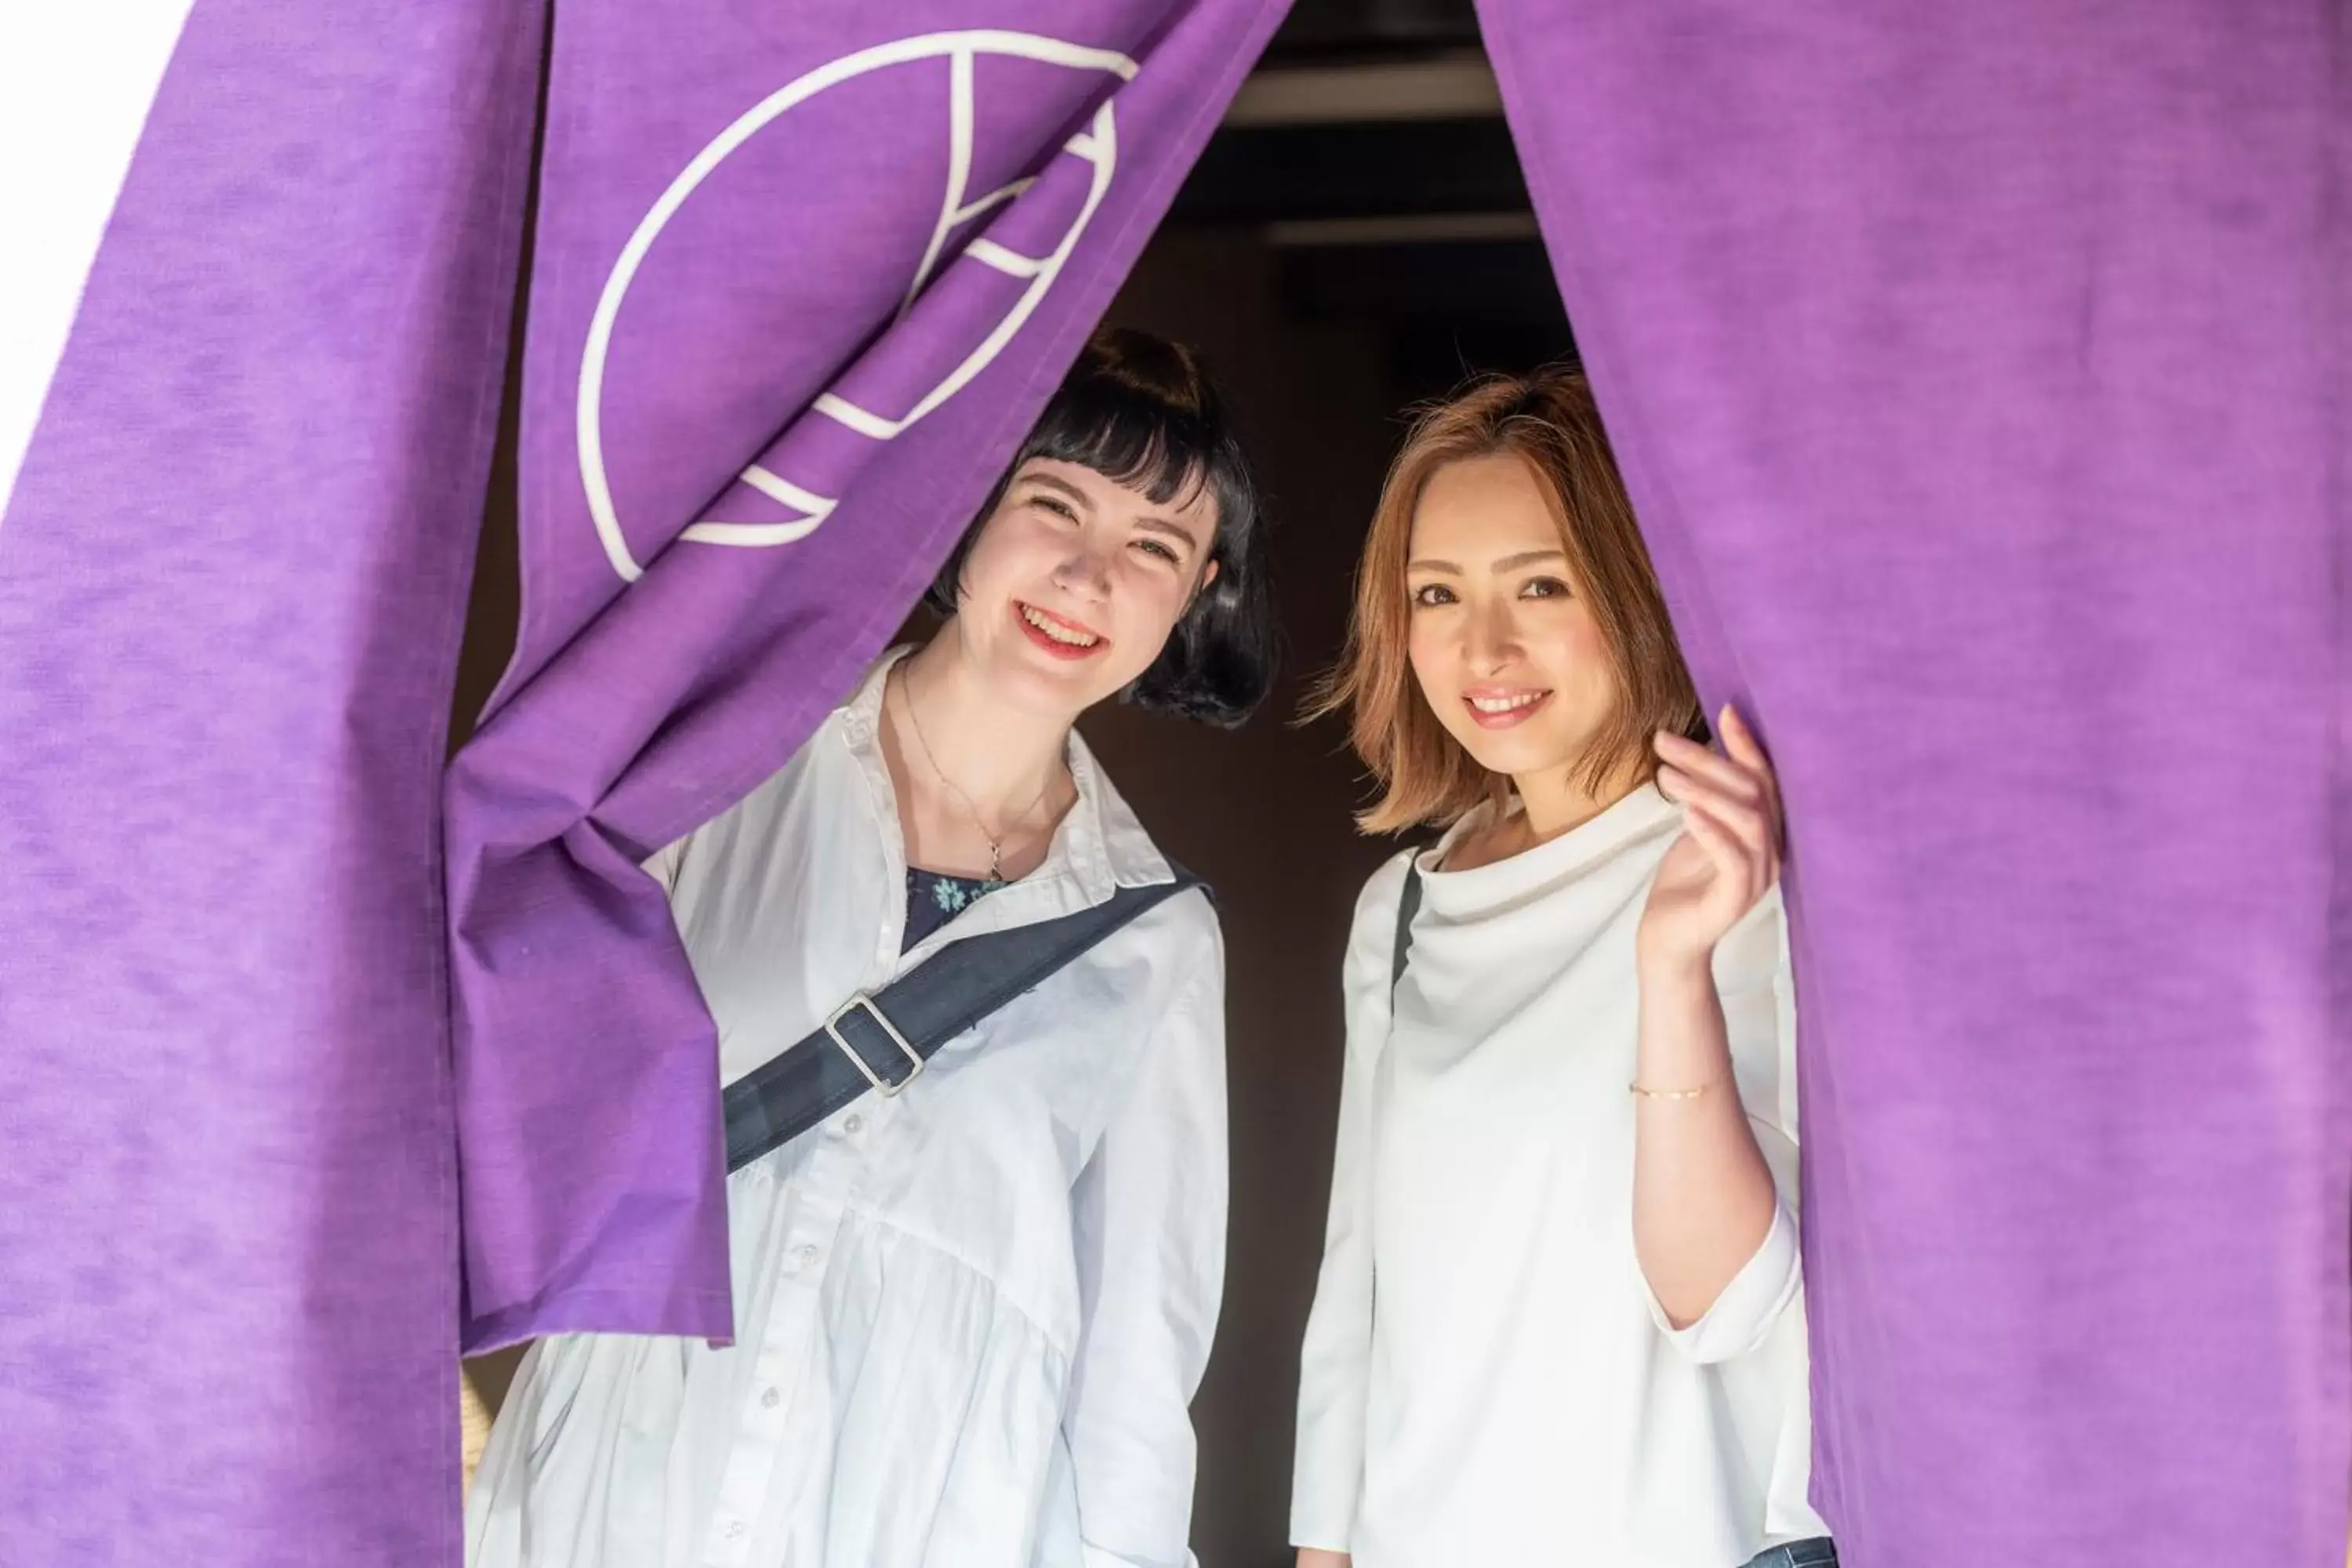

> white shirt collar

[{"left": 1414, "top": 781, "right": 1681, "bottom": 915}]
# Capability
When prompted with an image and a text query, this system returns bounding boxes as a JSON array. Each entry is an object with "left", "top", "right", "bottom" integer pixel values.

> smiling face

[
  {"left": 1403, "top": 452, "right": 1624, "bottom": 783},
  {"left": 949, "top": 456, "right": 1221, "bottom": 720}
]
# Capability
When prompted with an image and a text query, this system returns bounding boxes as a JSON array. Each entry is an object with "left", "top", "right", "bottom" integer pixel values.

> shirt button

[
  {"left": 797, "top": 1244, "right": 819, "bottom": 1269},
  {"left": 842, "top": 1114, "right": 863, "bottom": 1135},
  {"left": 761, "top": 1386, "right": 781, "bottom": 1409}
]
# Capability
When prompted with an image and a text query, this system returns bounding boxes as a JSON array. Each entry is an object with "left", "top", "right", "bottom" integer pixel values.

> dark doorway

[{"left": 1078, "top": 9, "right": 1569, "bottom": 1563}]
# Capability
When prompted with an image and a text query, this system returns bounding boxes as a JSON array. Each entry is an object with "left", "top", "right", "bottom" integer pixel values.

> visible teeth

[
  {"left": 1469, "top": 692, "right": 1544, "bottom": 713},
  {"left": 1022, "top": 605, "right": 1098, "bottom": 647}
]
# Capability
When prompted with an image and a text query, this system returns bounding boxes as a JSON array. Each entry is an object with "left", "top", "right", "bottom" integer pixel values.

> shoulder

[
  {"left": 652, "top": 708, "right": 858, "bottom": 896},
  {"left": 1341, "top": 845, "right": 1421, "bottom": 996},
  {"left": 713, "top": 710, "right": 851, "bottom": 841},
  {"left": 1141, "top": 873, "right": 1225, "bottom": 975},
  {"left": 1351, "top": 846, "right": 1419, "bottom": 937},
  {"left": 1091, "top": 879, "right": 1226, "bottom": 1065}
]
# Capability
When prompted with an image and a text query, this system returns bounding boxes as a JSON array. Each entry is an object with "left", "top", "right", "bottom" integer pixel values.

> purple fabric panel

[
  {"left": 445, "top": 1, "right": 1289, "bottom": 1352},
  {"left": 1483, "top": 1, "right": 2349, "bottom": 1563},
  {"left": 0, "top": 1, "right": 537, "bottom": 1564}
]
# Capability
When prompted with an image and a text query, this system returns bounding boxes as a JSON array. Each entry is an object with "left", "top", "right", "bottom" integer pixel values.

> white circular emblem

[{"left": 579, "top": 31, "right": 1138, "bottom": 582}]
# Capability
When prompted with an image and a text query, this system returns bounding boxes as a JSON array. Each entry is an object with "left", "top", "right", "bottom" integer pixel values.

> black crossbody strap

[
  {"left": 1391, "top": 860, "right": 1423, "bottom": 996},
  {"left": 721, "top": 869, "right": 1209, "bottom": 1174},
  {"left": 1368, "top": 856, "right": 1426, "bottom": 1338}
]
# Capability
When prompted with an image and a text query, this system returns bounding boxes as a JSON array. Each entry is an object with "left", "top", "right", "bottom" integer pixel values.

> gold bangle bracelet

[{"left": 1628, "top": 1076, "right": 1722, "bottom": 1101}]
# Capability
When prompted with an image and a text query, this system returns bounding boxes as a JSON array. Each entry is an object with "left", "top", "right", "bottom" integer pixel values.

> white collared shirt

[
  {"left": 1290, "top": 786, "right": 1826, "bottom": 1567},
  {"left": 469, "top": 652, "right": 1228, "bottom": 1568}
]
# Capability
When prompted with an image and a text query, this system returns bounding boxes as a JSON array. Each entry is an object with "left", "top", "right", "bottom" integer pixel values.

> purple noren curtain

[
  {"left": 1482, "top": 1, "right": 2350, "bottom": 1563},
  {"left": 442, "top": 0, "right": 1288, "bottom": 1355},
  {"left": 0, "top": 2, "right": 540, "bottom": 1562}
]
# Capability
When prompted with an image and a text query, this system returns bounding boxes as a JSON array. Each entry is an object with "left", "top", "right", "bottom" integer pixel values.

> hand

[
  {"left": 1297, "top": 1552, "right": 1352, "bottom": 1568},
  {"left": 1639, "top": 706, "right": 1784, "bottom": 974}
]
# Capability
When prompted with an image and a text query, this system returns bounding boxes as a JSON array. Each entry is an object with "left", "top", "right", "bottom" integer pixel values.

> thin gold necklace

[{"left": 895, "top": 662, "right": 1057, "bottom": 888}]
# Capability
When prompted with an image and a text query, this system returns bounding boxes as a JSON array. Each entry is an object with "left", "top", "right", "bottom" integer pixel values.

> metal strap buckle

[{"left": 823, "top": 993, "right": 924, "bottom": 1096}]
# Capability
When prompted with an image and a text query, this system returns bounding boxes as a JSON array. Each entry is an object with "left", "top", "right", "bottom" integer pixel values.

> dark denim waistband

[{"left": 1740, "top": 1539, "right": 1838, "bottom": 1568}]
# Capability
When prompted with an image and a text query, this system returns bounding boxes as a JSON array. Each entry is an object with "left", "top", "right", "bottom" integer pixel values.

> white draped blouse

[{"left": 1291, "top": 785, "right": 1826, "bottom": 1566}]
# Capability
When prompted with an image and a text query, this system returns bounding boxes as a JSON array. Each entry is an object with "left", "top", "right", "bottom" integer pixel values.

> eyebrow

[
  {"left": 1132, "top": 514, "right": 1205, "bottom": 554},
  {"left": 1026, "top": 470, "right": 1204, "bottom": 556},
  {"left": 1406, "top": 548, "right": 1567, "bottom": 575},
  {"left": 1024, "top": 472, "right": 1095, "bottom": 512}
]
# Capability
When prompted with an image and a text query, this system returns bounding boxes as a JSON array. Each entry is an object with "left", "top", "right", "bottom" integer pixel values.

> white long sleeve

[
  {"left": 1065, "top": 913, "right": 1229, "bottom": 1568},
  {"left": 1288, "top": 851, "right": 1411, "bottom": 1552}
]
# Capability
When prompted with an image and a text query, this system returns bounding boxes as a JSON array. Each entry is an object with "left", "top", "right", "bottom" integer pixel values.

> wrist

[{"left": 1635, "top": 939, "right": 1714, "bottom": 989}]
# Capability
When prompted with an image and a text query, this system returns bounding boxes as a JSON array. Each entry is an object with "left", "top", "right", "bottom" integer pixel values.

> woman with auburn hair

[{"left": 1290, "top": 367, "right": 1834, "bottom": 1568}]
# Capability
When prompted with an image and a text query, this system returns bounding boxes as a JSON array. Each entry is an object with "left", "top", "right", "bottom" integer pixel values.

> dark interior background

[{"left": 453, "top": 4, "right": 1576, "bottom": 1563}]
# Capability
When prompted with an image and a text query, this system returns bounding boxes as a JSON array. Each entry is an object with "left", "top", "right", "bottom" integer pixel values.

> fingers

[
  {"left": 1716, "top": 706, "right": 1784, "bottom": 843},
  {"left": 1654, "top": 727, "right": 1755, "bottom": 800},
  {"left": 1667, "top": 775, "right": 1777, "bottom": 877},
  {"left": 1675, "top": 797, "right": 1759, "bottom": 892},
  {"left": 1659, "top": 729, "right": 1780, "bottom": 883},
  {"left": 1654, "top": 757, "right": 1765, "bottom": 843},
  {"left": 1657, "top": 705, "right": 1784, "bottom": 851},
  {"left": 1676, "top": 794, "right": 1740, "bottom": 864},
  {"left": 1683, "top": 792, "right": 1779, "bottom": 890},
  {"left": 1715, "top": 702, "right": 1767, "bottom": 771}
]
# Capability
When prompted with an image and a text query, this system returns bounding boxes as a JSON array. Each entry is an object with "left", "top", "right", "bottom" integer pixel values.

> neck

[
  {"left": 892, "top": 630, "right": 1073, "bottom": 826},
  {"left": 1511, "top": 754, "right": 1645, "bottom": 843}
]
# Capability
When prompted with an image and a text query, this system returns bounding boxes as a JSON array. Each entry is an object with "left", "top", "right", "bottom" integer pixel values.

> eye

[
  {"left": 1410, "top": 583, "right": 1457, "bottom": 608},
  {"left": 1030, "top": 493, "right": 1079, "bottom": 521},
  {"left": 1134, "top": 538, "right": 1181, "bottom": 565},
  {"left": 1520, "top": 576, "right": 1572, "bottom": 600}
]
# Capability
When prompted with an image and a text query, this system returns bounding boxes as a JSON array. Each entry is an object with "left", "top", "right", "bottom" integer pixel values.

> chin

[
  {"left": 992, "top": 651, "right": 1098, "bottom": 706},
  {"left": 1446, "top": 721, "right": 1582, "bottom": 783},
  {"left": 985, "top": 639, "right": 1131, "bottom": 717}
]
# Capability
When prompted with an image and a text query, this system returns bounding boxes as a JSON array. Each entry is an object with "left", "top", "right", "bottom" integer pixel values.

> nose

[
  {"left": 1051, "top": 535, "right": 1112, "bottom": 602},
  {"left": 1463, "top": 595, "right": 1520, "bottom": 673}
]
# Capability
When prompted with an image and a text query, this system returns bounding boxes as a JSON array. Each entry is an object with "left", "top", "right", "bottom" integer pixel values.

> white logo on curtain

[{"left": 579, "top": 31, "right": 1138, "bottom": 583}]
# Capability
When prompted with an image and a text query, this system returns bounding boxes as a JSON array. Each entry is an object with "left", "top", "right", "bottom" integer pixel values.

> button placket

[
  {"left": 705, "top": 1317, "right": 801, "bottom": 1566},
  {"left": 700, "top": 1508, "right": 753, "bottom": 1568},
  {"left": 704, "top": 1178, "right": 833, "bottom": 1568},
  {"left": 703, "top": 1097, "right": 870, "bottom": 1567}
]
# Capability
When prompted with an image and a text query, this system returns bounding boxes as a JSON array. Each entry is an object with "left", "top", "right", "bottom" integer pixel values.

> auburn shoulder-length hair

[{"left": 1309, "top": 365, "right": 1704, "bottom": 835}]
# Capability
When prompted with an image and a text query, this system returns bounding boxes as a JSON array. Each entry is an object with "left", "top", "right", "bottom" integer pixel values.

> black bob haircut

[{"left": 923, "top": 326, "right": 1276, "bottom": 728}]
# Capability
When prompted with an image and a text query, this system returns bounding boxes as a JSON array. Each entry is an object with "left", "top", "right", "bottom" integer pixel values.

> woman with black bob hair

[
  {"left": 470, "top": 327, "right": 1271, "bottom": 1568},
  {"left": 923, "top": 324, "right": 1274, "bottom": 725}
]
